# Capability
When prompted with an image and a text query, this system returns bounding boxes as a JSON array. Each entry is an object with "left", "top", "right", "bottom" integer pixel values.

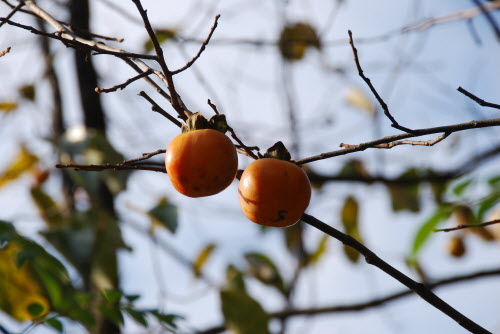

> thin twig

[
  {"left": 0, "top": 324, "right": 11, "bottom": 334},
  {"left": 55, "top": 163, "right": 166, "bottom": 173},
  {"left": 307, "top": 143, "right": 500, "bottom": 184},
  {"left": 0, "top": 1, "right": 23, "bottom": 29},
  {"left": 121, "top": 149, "right": 166, "bottom": 165},
  {"left": 0, "top": 46, "right": 10, "bottom": 57},
  {"left": 131, "top": 0, "right": 189, "bottom": 120},
  {"left": 295, "top": 118, "right": 500, "bottom": 165},
  {"left": 138, "top": 91, "right": 182, "bottom": 128},
  {"left": 471, "top": 0, "right": 500, "bottom": 41},
  {"left": 458, "top": 87, "right": 500, "bottom": 110},
  {"left": 95, "top": 69, "right": 153, "bottom": 93},
  {"left": 340, "top": 132, "right": 450, "bottom": 149},
  {"left": 434, "top": 219, "right": 500, "bottom": 232},
  {"left": 0, "top": 18, "right": 156, "bottom": 59},
  {"left": 348, "top": 30, "right": 414, "bottom": 134},
  {"left": 67, "top": 24, "right": 124, "bottom": 42},
  {"left": 172, "top": 14, "right": 220, "bottom": 75},
  {"left": 207, "top": 99, "right": 259, "bottom": 159},
  {"left": 301, "top": 214, "right": 490, "bottom": 334}
]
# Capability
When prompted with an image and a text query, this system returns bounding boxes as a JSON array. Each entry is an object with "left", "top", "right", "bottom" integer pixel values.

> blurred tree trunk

[{"left": 70, "top": 1, "right": 120, "bottom": 333}]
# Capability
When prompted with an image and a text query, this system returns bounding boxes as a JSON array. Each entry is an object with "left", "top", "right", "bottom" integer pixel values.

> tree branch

[
  {"left": 121, "top": 149, "right": 166, "bottom": 165},
  {"left": 340, "top": 132, "right": 450, "bottom": 149},
  {"left": 295, "top": 118, "right": 500, "bottom": 165},
  {"left": 348, "top": 30, "right": 414, "bottom": 134},
  {"left": 434, "top": 219, "right": 500, "bottom": 232},
  {"left": 470, "top": 0, "right": 500, "bottom": 41},
  {"left": 171, "top": 14, "right": 220, "bottom": 75},
  {"left": 198, "top": 266, "right": 500, "bottom": 334},
  {"left": 55, "top": 163, "right": 166, "bottom": 173},
  {"left": 0, "top": 0, "right": 22, "bottom": 29},
  {"left": 138, "top": 91, "right": 182, "bottom": 128},
  {"left": 458, "top": 87, "right": 500, "bottom": 110},
  {"left": 301, "top": 214, "right": 490, "bottom": 334},
  {"left": 95, "top": 69, "right": 153, "bottom": 93},
  {"left": 0, "top": 46, "right": 10, "bottom": 57},
  {"left": 131, "top": 0, "right": 189, "bottom": 120}
]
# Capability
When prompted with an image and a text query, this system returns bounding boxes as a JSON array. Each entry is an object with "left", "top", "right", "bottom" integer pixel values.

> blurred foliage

[
  {"left": 278, "top": 22, "right": 321, "bottom": 61},
  {"left": 144, "top": 28, "right": 177, "bottom": 52},
  {"left": 0, "top": 145, "right": 38, "bottom": 188}
]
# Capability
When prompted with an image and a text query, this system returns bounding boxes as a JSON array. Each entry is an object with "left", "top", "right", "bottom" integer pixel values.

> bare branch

[
  {"left": 403, "top": 1, "right": 500, "bottom": 33},
  {"left": 138, "top": 91, "right": 182, "bottom": 128},
  {"left": 55, "top": 163, "right": 166, "bottom": 173},
  {"left": 307, "top": 143, "right": 500, "bottom": 185},
  {"left": 172, "top": 14, "right": 220, "bottom": 75},
  {"left": 295, "top": 118, "right": 500, "bottom": 165},
  {"left": 301, "top": 214, "right": 490, "bottom": 334},
  {"left": 470, "top": 0, "right": 500, "bottom": 41},
  {"left": 0, "top": 0, "right": 22, "bottom": 29},
  {"left": 434, "top": 219, "right": 500, "bottom": 233},
  {"left": 131, "top": 0, "right": 190, "bottom": 120},
  {"left": 207, "top": 99, "right": 259, "bottom": 160},
  {"left": 348, "top": 30, "right": 414, "bottom": 134},
  {"left": 340, "top": 133, "right": 450, "bottom": 149},
  {"left": 95, "top": 69, "right": 153, "bottom": 93},
  {"left": 0, "top": 46, "right": 10, "bottom": 57},
  {"left": 0, "top": 18, "right": 156, "bottom": 59},
  {"left": 121, "top": 149, "right": 166, "bottom": 165},
  {"left": 458, "top": 87, "right": 500, "bottom": 110}
]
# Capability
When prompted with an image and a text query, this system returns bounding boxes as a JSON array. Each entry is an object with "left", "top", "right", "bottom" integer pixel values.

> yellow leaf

[
  {"left": 0, "top": 243, "right": 50, "bottom": 321},
  {"left": 345, "top": 87, "right": 376, "bottom": 115},
  {"left": 193, "top": 244, "right": 216, "bottom": 277},
  {"left": 0, "top": 146, "right": 39, "bottom": 188},
  {"left": 0, "top": 101, "right": 18, "bottom": 113},
  {"left": 278, "top": 23, "right": 321, "bottom": 61}
]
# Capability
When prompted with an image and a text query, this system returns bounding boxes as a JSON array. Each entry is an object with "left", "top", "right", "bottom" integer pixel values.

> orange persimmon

[
  {"left": 165, "top": 129, "right": 238, "bottom": 197},
  {"left": 238, "top": 158, "right": 311, "bottom": 227}
]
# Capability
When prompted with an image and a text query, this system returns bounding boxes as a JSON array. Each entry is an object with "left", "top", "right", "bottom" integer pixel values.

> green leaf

[
  {"left": 144, "top": 29, "right": 177, "bottom": 52},
  {"left": 103, "top": 289, "right": 123, "bottom": 304},
  {"left": 410, "top": 207, "right": 452, "bottom": 259},
  {"left": 45, "top": 318, "right": 64, "bottom": 333},
  {"left": 150, "top": 311, "right": 183, "bottom": 329},
  {"left": 488, "top": 176, "right": 500, "bottom": 189},
  {"left": 244, "top": 252, "right": 286, "bottom": 295},
  {"left": 220, "top": 289, "right": 270, "bottom": 334},
  {"left": 341, "top": 196, "right": 362, "bottom": 263},
  {"left": 148, "top": 197, "right": 178, "bottom": 233},
  {"left": 225, "top": 265, "right": 246, "bottom": 292},
  {"left": 452, "top": 179, "right": 473, "bottom": 197},
  {"left": 0, "top": 145, "right": 38, "bottom": 188},
  {"left": 308, "top": 235, "right": 329, "bottom": 264},
  {"left": 124, "top": 294, "right": 140, "bottom": 302},
  {"left": 124, "top": 307, "right": 148, "bottom": 327},
  {"left": 388, "top": 168, "right": 420, "bottom": 212},
  {"left": 193, "top": 243, "right": 216, "bottom": 277},
  {"left": 27, "top": 302, "right": 45, "bottom": 317},
  {"left": 476, "top": 191, "right": 500, "bottom": 222}
]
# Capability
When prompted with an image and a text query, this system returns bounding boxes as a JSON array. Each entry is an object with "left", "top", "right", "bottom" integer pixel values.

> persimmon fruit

[
  {"left": 238, "top": 158, "right": 311, "bottom": 227},
  {"left": 165, "top": 129, "right": 238, "bottom": 197}
]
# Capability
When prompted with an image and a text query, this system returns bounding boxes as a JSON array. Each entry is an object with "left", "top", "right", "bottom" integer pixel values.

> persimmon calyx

[
  {"left": 263, "top": 141, "right": 291, "bottom": 161},
  {"left": 181, "top": 112, "right": 229, "bottom": 134}
]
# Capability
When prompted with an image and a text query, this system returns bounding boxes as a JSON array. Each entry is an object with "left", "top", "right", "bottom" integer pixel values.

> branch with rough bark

[
  {"left": 199, "top": 266, "right": 500, "bottom": 334},
  {"left": 434, "top": 219, "right": 500, "bottom": 233}
]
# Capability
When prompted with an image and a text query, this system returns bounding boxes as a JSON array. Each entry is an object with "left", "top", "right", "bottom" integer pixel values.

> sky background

[{"left": 0, "top": 0, "right": 500, "bottom": 333}]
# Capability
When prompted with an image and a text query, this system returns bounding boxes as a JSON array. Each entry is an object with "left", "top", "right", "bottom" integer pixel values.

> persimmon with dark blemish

[{"left": 238, "top": 158, "right": 311, "bottom": 227}]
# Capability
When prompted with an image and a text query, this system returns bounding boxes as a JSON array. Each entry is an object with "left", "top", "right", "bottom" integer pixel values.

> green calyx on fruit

[
  {"left": 181, "top": 112, "right": 229, "bottom": 134},
  {"left": 263, "top": 141, "right": 291, "bottom": 161}
]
